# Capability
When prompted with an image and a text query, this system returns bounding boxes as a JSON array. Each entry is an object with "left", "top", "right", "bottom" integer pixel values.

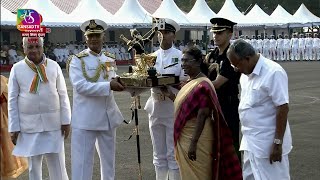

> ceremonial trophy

[{"left": 119, "top": 18, "right": 179, "bottom": 180}]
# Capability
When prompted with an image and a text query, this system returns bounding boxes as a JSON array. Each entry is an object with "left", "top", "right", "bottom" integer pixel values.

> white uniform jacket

[
  {"left": 68, "top": 48, "right": 123, "bottom": 130},
  {"left": 144, "top": 46, "right": 186, "bottom": 119},
  {"left": 8, "top": 58, "right": 71, "bottom": 133}
]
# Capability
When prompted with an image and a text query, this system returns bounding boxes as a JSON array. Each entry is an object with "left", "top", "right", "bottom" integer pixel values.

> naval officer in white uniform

[
  {"left": 144, "top": 18, "right": 187, "bottom": 180},
  {"left": 8, "top": 37, "right": 70, "bottom": 180},
  {"left": 68, "top": 19, "right": 125, "bottom": 180}
]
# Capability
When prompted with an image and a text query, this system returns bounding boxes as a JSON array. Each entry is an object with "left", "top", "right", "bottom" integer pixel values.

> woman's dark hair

[
  {"left": 182, "top": 46, "right": 207, "bottom": 74},
  {"left": 182, "top": 46, "right": 202, "bottom": 62}
]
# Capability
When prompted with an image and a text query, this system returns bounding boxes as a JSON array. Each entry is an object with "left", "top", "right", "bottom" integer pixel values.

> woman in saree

[
  {"left": 172, "top": 47, "right": 242, "bottom": 180},
  {"left": 1, "top": 75, "right": 28, "bottom": 179}
]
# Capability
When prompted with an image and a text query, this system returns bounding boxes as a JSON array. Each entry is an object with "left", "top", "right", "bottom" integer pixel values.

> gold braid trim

[{"left": 80, "top": 58, "right": 108, "bottom": 82}]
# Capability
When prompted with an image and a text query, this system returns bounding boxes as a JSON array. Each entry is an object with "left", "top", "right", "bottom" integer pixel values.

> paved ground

[{"left": 2, "top": 61, "right": 320, "bottom": 180}]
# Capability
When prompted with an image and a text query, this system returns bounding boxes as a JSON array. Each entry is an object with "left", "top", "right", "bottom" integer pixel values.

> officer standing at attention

[{"left": 203, "top": 17, "right": 241, "bottom": 160}]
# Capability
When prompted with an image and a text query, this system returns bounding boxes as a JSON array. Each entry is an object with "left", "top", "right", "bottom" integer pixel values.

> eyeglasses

[{"left": 230, "top": 59, "right": 242, "bottom": 71}]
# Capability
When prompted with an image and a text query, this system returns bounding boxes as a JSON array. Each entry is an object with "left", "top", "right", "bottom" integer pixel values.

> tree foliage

[{"left": 174, "top": 0, "right": 320, "bottom": 17}]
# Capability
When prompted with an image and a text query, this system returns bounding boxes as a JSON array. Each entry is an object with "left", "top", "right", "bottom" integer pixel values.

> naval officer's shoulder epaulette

[
  {"left": 75, "top": 51, "right": 89, "bottom": 58},
  {"left": 104, "top": 51, "right": 116, "bottom": 59}
]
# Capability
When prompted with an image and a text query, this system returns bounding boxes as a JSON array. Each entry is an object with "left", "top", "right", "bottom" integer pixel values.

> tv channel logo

[{"left": 17, "top": 9, "right": 42, "bottom": 31}]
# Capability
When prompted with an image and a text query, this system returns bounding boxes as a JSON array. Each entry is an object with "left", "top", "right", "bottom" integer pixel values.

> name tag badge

[{"left": 171, "top": 57, "right": 179, "bottom": 64}]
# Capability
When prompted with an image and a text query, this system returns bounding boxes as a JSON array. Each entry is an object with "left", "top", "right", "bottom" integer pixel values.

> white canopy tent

[
  {"left": 22, "top": 0, "right": 73, "bottom": 26},
  {"left": 187, "top": 0, "right": 217, "bottom": 26},
  {"left": 1, "top": 6, "right": 16, "bottom": 26},
  {"left": 245, "top": 4, "right": 275, "bottom": 26},
  {"left": 217, "top": 0, "right": 247, "bottom": 25},
  {"left": 68, "top": 0, "right": 130, "bottom": 27},
  {"left": 114, "top": 0, "right": 152, "bottom": 27},
  {"left": 293, "top": 3, "right": 320, "bottom": 26},
  {"left": 270, "top": 5, "right": 300, "bottom": 27},
  {"left": 152, "top": 0, "right": 191, "bottom": 26}
]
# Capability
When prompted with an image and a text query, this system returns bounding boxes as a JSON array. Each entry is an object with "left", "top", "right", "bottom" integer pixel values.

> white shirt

[
  {"left": 269, "top": 39, "right": 277, "bottom": 49},
  {"left": 256, "top": 39, "right": 263, "bottom": 49},
  {"left": 263, "top": 39, "right": 270, "bottom": 49},
  {"left": 298, "top": 38, "right": 306, "bottom": 48},
  {"left": 276, "top": 38, "right": 284, "bottom": 48},
  {"left": 290, "top": 38, "right": 299, "bottom": 48},
  {"left": 251, "top": 39, "right": 257, "bottom": 48},
  {"left": 283, "top": 39, "right": 290, "bottom": 48},
  {"left": 305, "top": 37, "right": 313, "bottom": 47},
  {"left": 144, "top": 46, "right": 186, "bottom": 120},
  {"left": 239, "top": 55, "right": 292, "bottom": 158},
  {"left": 313, "top": 38, "right": 320, "bottom": 48}
]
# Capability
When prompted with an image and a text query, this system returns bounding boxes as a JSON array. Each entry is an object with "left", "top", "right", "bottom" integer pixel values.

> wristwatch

[{"left": 273, "top": 139, "right": 282, "bottom": 145}]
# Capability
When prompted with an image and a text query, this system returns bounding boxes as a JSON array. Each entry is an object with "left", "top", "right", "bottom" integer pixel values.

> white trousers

[
  {"left": 283, "top": 48, "right": 290, "bottom": 61},
  {"left": 270, "top": 48, "right": 276, "bottom": 60},
  {"left": 305, "top": 46, "right": 313, "bottom": 60},
  {"left": 28, "top": 150, "right": 68, "bottom": 180},
  {"left": 243, "top": 151, "right": 290, "bottom": 180},
  {"left": 277, "top": 48, "right": 284, "bottom": 61},
  {"left": 71, "top": 128, "right": 116, "bottom": 180},
  {"left": 149, "top": 117, "right": 179, "bottom": 171},
  {"left": 298, "top": 47, "right": 305, "bottom": 60},
  {"left": 262, "top": 48, "right": 270, "bottom": 59},
  {"left": 291, "top": 47, "right": 299, "bottom": 60},
  {"left": 313, "top": 47, "right": 320, "bottom": 60}
]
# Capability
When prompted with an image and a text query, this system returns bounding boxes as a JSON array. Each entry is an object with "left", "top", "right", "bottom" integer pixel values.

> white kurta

[{"left": 8, "top": 56, "right": 71, "bottom": 156}]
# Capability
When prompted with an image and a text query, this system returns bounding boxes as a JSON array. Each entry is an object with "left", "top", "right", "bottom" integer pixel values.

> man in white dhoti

[
  {"left": 227, "top": 39, "right": 292, "bottom": 180},
  {"left": 68, "top": 19, "right": 125, "bottom": 180},
  {"left": 8, "top": 37, "right": 71, "bottom": 180}
]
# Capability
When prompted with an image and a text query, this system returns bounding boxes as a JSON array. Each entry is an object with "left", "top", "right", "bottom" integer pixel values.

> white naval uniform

[
  {"left": 305, "top": 37, "right": 313, "bottom": 60},
  {"left": 312, "top": 37, "right": 320, "bottom": 60},
  {"left": 69, "top": 48, "right": 123, "bottom": 180},
  {"left": 262, "top": 39, "right": 270, "bottom": 59},
  {"left": 276, "top": 38, "right": 284, "bottom": 61},
  {"left": 239, "top": 55, "right": 292, "bottom": 180},
  {"left": 250, "top": 39, "right": 257, "bottom": 52},
  {"left": 256, "top": 39, "right": 263, "bottom": 54},
  {"left": 144, "top": 46, "right": 186, "bottom": 179},
  {"left": 298, "top": 38, "right": 306, "bottom": 60},
  {"left": 8, "top": 56, "right": 71, "bottom": 180},
  {"left": 290, "top": 38, "right": 299, "bottom": 60},
  {"left": 283, "top": 38, "right": 291, "bottom": 61},
  {"left": 269, "top": 38, "right": 277, "bottom": 60}
]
